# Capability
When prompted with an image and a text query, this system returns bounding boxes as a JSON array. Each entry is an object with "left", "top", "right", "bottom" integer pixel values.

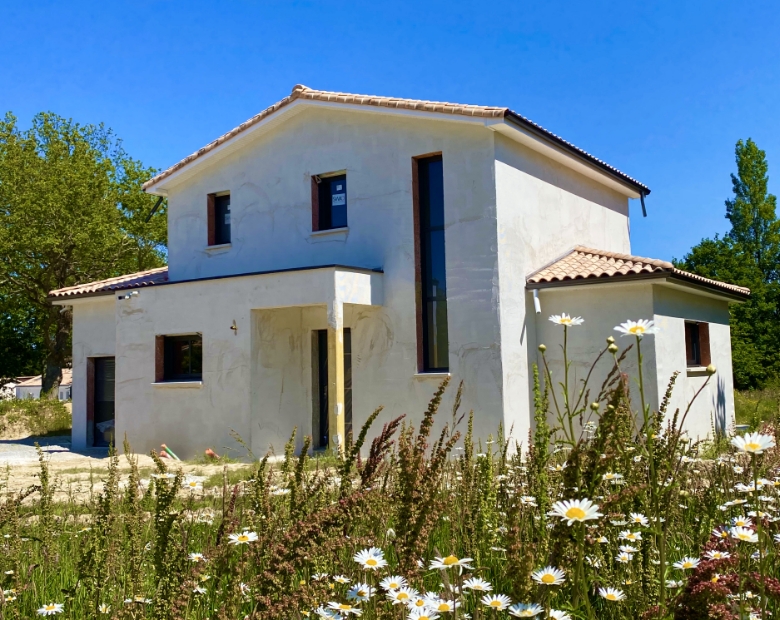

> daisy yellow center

[
  {"left": 490, "top": 600, "right": 502, "bottom": 607},
  {"left": 237, "top": 535, "right": 248, "bottom": 542},
  {"left": 397, "top": 592, "right": 409, "bottom": 600},
  {"left": 358, "top": 590, "right": 367, "bottom": 597},
  {"left": 560, "top": 318, "right": 572, "bottom": 325},
  {"left": 738, "top": 533, "right": 750, "bottom": 540},
  {"left": 541, "top": 574, "right": 556, "bottom": 584},
  {"left": 389, "top": 583, "right": 399, "bottom": 589},
  {"left": 627, "top": 535, "right": 637, "bottom": 540},
  {"left": 443, "top": 555, "right": 459, "bottom": 566},
  {"left": 565, "top": 506, "right": 587, "bottom": 520},
  {"left": 45, "top": 605, "right": 57, "bottom": 610},
  {"left": 414, "top": 600, "right": 425, "bottom": 607},
  {"left": 606, "top": 593, "right": 618, "bottom": 601},
  {"left": 711, "top": 576, "right": 719, "bottom": 583},
  {"left": 438, "top": 604, "right": 451, "bottom": 611},
  {"left": 628, "top": 326, "right": 645, "bottom": 334},
  {"left": 683, "top": 562, "right": 693, "bottom": 568},
  {"left": 338, "top": 604, "right": 351, "bottom": 610},
  {"left": 365, "top": 558, "right": 378, "bottom": 566},
  {"left": 744, "top": 442, "right": 760, "bottom": 451}
]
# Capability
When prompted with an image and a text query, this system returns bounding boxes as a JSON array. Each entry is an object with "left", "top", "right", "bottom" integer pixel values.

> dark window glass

[
  {"left": 318, "top": 174, "right": 347, "bottom": 230},
  {"left": 344, "top": 328, "right": 352, "bottom": 438},
  {"left": 685, "top": 322, "right": 701, "bottom": 366},
  {"left": 418, "top": 156, "right": 449, "bottom": 372},
  {"left": 316, "top": 330, "right": 329, "bottom": 448},
  {"left": 214, "top": 194, "right": 231, "bottom": 245},
  {"left": 164, "top": 335, "right": 203, "bottom": 381}
]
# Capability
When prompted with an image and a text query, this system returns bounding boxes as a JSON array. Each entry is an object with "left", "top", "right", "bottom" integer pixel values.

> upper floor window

[
  {"left": 207, "top": 192, "right": 231, "bottom": 245},
  {"left": 685, "top": 321, "right": 711, "bottom": 367},
  {"left": 312, "top": 173, "right": 347, "bottom": 231},
  {"left": 414, "top": 154, "right": 449, "bottom": 372}
]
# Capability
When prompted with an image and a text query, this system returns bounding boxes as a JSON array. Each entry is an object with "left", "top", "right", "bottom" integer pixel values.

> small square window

[
  {"left": 314, "top": 174, "right": 347, "bottom": 231},
  {"left": 685, "top": 321, "right": 710, "bottom": 367},
  {"left": 161, "top": 334, "right": 203, "bottom": 381}
]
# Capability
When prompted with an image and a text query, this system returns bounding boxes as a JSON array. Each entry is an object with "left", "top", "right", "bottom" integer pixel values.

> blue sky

[{"left": 3, "top": 1, "right": 779, "bottom": 260}]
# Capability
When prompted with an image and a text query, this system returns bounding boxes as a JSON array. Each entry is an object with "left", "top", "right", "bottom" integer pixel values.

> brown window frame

[
  {"left": 685, "top": 321, "right": 711, "bottom": 367},
  {"left": 412, "top": 152, "right": 448, "bottom": 373},
  {"left": 311, "top": 172, "right": 347, "bottom": 231},
  {"left": 207, "top": 192, "right": 230, "bottom": 246},
  {"left": 155, "top": 334, "right": 203, "bottom": 382}
]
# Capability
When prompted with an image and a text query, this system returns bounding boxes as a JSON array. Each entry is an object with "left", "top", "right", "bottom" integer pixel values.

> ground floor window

[
  {"left": 685, "top": 321, "right": 711, "bottom": 367},
  {"left": 158, "top": 334, "right": 203, "bottom": 381}
]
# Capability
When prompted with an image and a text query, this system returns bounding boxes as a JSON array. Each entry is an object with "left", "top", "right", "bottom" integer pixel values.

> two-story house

[{"left": 49, "top": 85, "right": 748, "bottom": 456}]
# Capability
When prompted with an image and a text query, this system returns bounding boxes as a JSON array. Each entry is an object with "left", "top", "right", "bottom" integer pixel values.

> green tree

[
  {"left": 677, "top": 139, "right": 780, "bottom": 388},
  {"left": 0, "top": 112, "right": 166, "bottom": 395}
]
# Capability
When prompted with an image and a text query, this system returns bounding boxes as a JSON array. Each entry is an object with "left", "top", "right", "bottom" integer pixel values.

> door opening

[
  {"left": 93, "top": 357, "right": 115, "bottom": 447},
  {"left": 312, "top": 328, "right": 352, "bottom": 450}
]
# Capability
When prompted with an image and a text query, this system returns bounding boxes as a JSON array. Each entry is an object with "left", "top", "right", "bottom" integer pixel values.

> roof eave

[
  {"left": 527, "top": 271, "right": 749, "bottom": 302},
  {"left": 497, "top": 113, "right": 649, "bottom": 199}
]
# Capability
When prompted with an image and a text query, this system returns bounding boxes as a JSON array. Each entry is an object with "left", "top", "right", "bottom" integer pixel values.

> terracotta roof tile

[
  {"left": 48, "top": 267, "right": 168, "bottom": 299},
  {"left": 143, "top": 84, "right": 648, "bottom": 194},
  {"left": 527, "top": 246, "right": 750, "bottom": 297}
]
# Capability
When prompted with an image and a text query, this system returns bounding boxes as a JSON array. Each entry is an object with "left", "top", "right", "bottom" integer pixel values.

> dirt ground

[{"left": 0, "top": 435, "right": 251, "bottom": 503}]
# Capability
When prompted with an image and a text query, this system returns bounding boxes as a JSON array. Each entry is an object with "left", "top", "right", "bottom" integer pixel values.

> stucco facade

[{"left": 52, "top": 87, "right": 746, "bottom": 456}]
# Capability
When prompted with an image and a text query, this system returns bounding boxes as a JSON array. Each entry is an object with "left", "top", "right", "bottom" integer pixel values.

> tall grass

[{"left": 0, "top": 318, "right": 779, "bottom": 619}]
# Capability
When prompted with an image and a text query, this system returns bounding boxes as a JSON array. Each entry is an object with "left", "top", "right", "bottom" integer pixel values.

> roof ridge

[
  {"left": 528, "top": 246, "right": 749, "bottom": 297},
  {"left": 142, "top": 84, "right": 649, "bottom": 194},
  {"left": 573, "top": 246, "right": 674, "bottom": 270}
]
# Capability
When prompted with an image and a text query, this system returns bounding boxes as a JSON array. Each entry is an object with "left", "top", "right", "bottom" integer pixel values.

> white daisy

[
  {"left": 37, "top": 603, "right": 64, "bottom": 616},
  {"left": 380, "top": 575, "right": 408, "bottom": 591},
  {"left": 629, "top": 513, "right": 649, "bottom": 526},
  {"left": 508, "top": 603, "right": 544, "bottom": 617},
  {"left": 353, "top": 547, "right": 388, "bottom": 570},
  {"left": 673, "top": 557, "right": 700, "bottom": 570},
  {"left": 429, "top": 555, "right": 474, "bottom": 572},
  {"left": 598, "top": 587, "right": 625, "bottom": 602},
  {"left": 731, "top": 526, "right": 758, "bottom": 543},
  {"left": 463, "top": 577, "right": 493, "bottom": 592},
  {"left": 548, "top": 314, "right": 584, "bottom": 327},
  {"left": 550, "top": 498, "right": 603, "bottom": 525},
  {"left": 481, "top": 594, "right": 512, "bottom": 610},
  {"left": 614, "top": 319, "right": 659, "bottom": 338},
  {"left": 347, "top": 583, "right": 375, "bottom": 601},
  {"left": 327, "top": 602, "right": 362, "bottom": 616},
  {"left": 228, "top": 531, "right": 258, "bottom": 545},
  {"left": 705, "top": 550, "right": 731, "bottom": 560},
  {"left": 549, "top": 610, "right": 572, "bottom": 620},
  {"left": 531, "top": 566, "right": 565, "bottom": 586},
  {"left": 731, "top": 433, "right": 776, "bottom": 455},
  {"left": 387, "top": 587, "right": 419, "bottom": 605}
]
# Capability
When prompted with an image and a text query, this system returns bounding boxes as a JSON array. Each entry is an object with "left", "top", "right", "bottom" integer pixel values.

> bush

[{"left": 0, "top": 397, "right": 71, "bottom": 437}]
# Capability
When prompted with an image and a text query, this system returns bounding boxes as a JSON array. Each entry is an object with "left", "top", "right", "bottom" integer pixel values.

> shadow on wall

[{"left": 713, "top": 375, "right": 727, "bottom": 436}]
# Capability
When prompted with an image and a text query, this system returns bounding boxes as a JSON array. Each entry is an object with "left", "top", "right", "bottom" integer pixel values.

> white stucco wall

[
  {"left": 493, "top": 134, "right": 632, "bottom": 446},
  {"left": 532, "top": 281, "right": 735, "bottom": 441},
  {"left": 152, "top": 107, "right": 505, "bottom": 454},
  {"left": 653, "top": 285, "right": 735, "bottom": 438},
  {"left": 71, "top": 297, "right": 116, "bottom": 449},
  {"left": 533, "top": 282, "right": 657, "bottom": 436}
]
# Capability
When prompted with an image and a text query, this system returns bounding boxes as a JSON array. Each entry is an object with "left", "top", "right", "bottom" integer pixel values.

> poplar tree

[{"left": 677, "top": 139, "right": 780, "bottom": 388}]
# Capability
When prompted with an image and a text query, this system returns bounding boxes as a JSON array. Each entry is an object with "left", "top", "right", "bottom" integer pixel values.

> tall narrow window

[
  {"left": 208, "top": 193, "right": 231, "bottom": 245},
  {"left": 214, "top": 194, "right": 231, "bottom": 244},
  {"left": 344, "top": 328, "right": 352, "bottom": 438},
  {"left": 415, "top": 155, "right": 449, "bottom": 372},
  {"left": 314, "top": 174, "right": 347, "bottom": 231}
]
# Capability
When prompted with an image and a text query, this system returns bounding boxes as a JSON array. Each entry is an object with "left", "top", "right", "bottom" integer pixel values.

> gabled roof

[
  {"left": 48, "top": 267, "right": 169, "bottom": 300},
  {"left": 527, "top": 246, "right": 750, "bottom": 299},
  {"left": 142, "top": 84, "right": 650, "bottom": 196}
]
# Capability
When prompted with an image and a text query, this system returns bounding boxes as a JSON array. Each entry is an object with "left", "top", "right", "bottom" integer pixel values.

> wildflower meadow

[{"left": 2, "top": 317, "right": 780, "bottom": 619}]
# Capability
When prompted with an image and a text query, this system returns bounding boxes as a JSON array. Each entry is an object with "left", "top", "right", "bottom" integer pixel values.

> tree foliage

[
  {"left": 0, "top": 112, "right": 166, "bottom": 393},
  {"left": 676, "top": 138, "right": 780, "bottom": 389}
]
